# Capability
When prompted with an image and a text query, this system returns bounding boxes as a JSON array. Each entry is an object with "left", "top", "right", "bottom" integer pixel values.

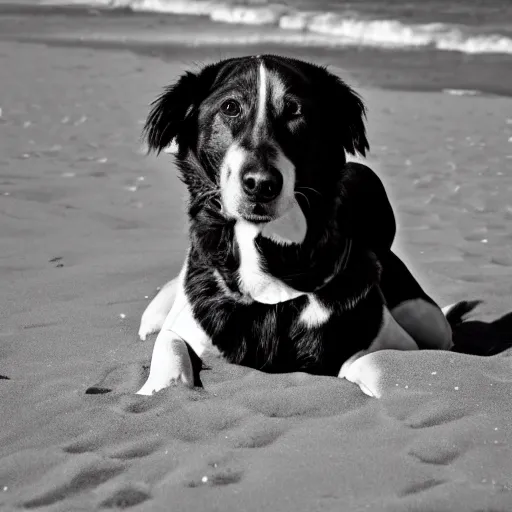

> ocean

[
  {"left": 37, "top": 0, "right": 512, "bottom": 53},
  {"left": 2, "top": 0, "right": 512, "bottom": 96}
]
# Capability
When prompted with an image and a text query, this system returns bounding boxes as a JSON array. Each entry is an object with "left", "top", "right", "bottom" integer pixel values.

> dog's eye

[
  {"left": 283, "top": 99, "right": 302, "bottom": 118},
  {"left": 220, "top": 99, "right": 242, "bottom": 118}
]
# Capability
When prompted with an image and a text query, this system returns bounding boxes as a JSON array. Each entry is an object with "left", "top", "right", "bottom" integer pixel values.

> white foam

[
  {"left": 279, "top": 10, "right": 320, "bottom": 31},
  {"left": 113, "top": 0, "right": 217, "bottom": 15},
  {"left": 41, "top": 0, "right": 512, "bottom": 56},
  {"left": 436, "top": 33, "right": 512, "bottom": 54},
  {"left": 443, "top": 89, "right": 481, "bottom": 96},
  {"left": 306, "top": 15, "right": 437, "bottom": 47},
  {"left": 210, "top": 5, "right": 287, "bottom": 25}
]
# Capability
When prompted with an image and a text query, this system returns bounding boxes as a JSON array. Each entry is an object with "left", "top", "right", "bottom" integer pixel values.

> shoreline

[{"left": 2, "top": 3, "right": 512, "bottom": 98}]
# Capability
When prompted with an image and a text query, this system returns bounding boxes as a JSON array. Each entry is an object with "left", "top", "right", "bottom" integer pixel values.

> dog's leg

[
  {"left": 137, "top": 330, "right": 194, "bottom": 395},
  {"left": 339, "top": 306, "right": 419, "bottom": 397},
  {"left": 137, "top": 262, "right": 212, "bottom": 395},
  {"left": 139, "top": 277, "right": 178, "bottom": 341},
  {"left": 340, "top": 165, "right": 453, "bottom": 350},
  {"left": 391, "top": 299, "right": 452, "bottom": 351},
  {"left": 379, "top": 251, "right": 453, "bottom": 350}
]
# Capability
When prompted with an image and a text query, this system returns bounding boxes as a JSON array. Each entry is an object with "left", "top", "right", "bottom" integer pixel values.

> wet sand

[{"left": 1, "top": 9, "right": 512, "bottom": 512}]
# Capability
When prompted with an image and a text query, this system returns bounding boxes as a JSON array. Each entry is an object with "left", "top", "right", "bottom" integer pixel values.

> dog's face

[{"left": 143, "top": 55, "right": 368, "bottom": 224}]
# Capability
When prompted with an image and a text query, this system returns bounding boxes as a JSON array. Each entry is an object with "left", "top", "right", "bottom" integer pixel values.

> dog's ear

[
  {"left": 316, "top": 69, "right": 369, "bottom": 158},
  {"left": 329, "top": 76, "right": 369, "bottom": 157},
  {"left": 143, "top": 71, "right": 198, "bottom": 154},
  {"left": 337, "top": 80, "right": 369, "bottom": 157}
]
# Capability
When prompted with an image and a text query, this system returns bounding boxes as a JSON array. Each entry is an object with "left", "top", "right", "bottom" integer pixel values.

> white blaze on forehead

[{"left": 254, "top": 61, "right": 268, "bottom": 140}]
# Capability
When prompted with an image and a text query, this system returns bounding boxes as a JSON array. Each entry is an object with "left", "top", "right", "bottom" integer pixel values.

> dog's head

[{"left": 143, "top": 55, "right": 368, "bottom": 225}]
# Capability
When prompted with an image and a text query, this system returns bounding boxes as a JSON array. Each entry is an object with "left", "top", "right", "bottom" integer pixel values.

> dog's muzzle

[
  {"left": 220, "top": 143, "right": 296, "bottom": 223},
  {"left": 241, "top": 164, "right": 283, "bottom": 204}
]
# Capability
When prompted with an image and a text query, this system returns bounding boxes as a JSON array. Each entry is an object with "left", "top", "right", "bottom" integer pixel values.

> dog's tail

[
  {"left": 444, "top": 300, "right": 512, "bottom": 356},
  {"left": 443, "top": 300, "right": 482, "bottom": 327}
]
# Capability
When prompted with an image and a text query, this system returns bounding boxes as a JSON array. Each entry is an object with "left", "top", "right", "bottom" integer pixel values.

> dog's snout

[{"left": 241, "top": 166, "right": 283, "bottom": 203}]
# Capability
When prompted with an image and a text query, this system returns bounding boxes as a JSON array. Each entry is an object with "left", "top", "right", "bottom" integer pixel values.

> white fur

[
  {"left": 137, "top": 260, "right": 215, "bottom": 395},
  {"left": 163, "top": 139, "right": 179, "bottom": 155},
  {"left": 137, "top": 334, "right": 195, "bottom": 395},
  {"left": 254, "top": 62, "right": 268, "bottom": 141},
  {"left": 441, "top": 303, "right": 457, "bottom": 316},
  {"left": 338, "top": 306, "right": 419, "bottom": 396},
  {"left": 299, "top": 296, "right": 331, "bottom": 327},
  {"left": 273, "top": 147, "right": 297, "bottom": 216},
  {"left": 235, "top": 220, "right": 305, "bottom": 304},
  {"left": 138, "top": 278, "right": 178, "bottom": 341},
  {"left": 220, "top": 144, "right": 248, "bottom": 218},
  {"left": 261, "top": 197, "right": 307, "bottom": 245}
]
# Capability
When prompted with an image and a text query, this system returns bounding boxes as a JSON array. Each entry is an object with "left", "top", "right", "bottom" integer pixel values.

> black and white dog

[{"left": 136, "top": 55, "right": 455, "bottom": 396}]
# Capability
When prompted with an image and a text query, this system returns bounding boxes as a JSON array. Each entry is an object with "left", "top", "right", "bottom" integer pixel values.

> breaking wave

[{"left": 41, "top": 0, "right": 512, "bottom": 55}]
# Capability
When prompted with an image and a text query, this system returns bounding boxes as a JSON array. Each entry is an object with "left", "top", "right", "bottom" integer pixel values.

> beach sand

[{"left": 1, "top": 10, "right": 512, "bottom": 511}]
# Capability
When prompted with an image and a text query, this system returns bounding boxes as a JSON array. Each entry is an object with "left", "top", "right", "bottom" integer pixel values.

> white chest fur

[
  {"left": 234, "top": 220, "right": 332, "bottom": 327},
  {"left": 299, "top": 295, "right": 331, "bottom": 328},
  {"left": 235, "top": 220, "right": 304, "bottom": 304}
]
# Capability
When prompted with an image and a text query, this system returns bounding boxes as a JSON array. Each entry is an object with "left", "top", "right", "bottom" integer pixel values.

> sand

[{"left": 1, "top": 13, "right": 512, "bottom": 512}]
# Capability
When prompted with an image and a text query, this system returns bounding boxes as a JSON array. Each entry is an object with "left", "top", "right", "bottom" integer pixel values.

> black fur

[
  {"left": 180, "top": 161, "right": 387, "bottom": 375},
  {"left": 142, "top": 55, "right": 416, "bottom": 375},
  {"left": 144, "top": 71, "right": 198, "bottom": 155},
  {"left": 185, "top": 259, "right": 383, "bottom": 376},
  {"left": 143, "top": 55, "right": 511, "bottom": 379}
]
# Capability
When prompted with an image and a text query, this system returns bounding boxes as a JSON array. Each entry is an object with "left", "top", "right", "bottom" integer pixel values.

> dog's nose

[{"left": 241, "top": 166, "right": 283, "bottom": 203}]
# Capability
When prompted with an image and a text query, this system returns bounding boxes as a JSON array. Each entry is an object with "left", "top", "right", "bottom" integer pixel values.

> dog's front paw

[
  {"left": 137, "top": 335, "right": 195, "bottom": 395},
  {"left": 339, "top": 350, "right": 380, "bottom": 398},
  {"left": 136, "top": 369, "right": 194, "bottom": 395}
]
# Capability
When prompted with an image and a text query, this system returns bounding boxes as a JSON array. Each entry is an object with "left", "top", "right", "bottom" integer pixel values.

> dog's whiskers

[
  {"left": 297, "top": 186, "right": 322, "bottom": 198},
  {"left": 295, "top": 191, "right": 311, "bottom": 210}
]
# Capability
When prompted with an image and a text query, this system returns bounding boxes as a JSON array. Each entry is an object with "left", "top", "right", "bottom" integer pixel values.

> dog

[{"left": 136, "top": 55, "right": 455, "bottom": 397}]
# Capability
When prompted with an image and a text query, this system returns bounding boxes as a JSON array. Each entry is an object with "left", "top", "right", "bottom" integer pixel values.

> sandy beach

[{"left": 1, "top": 6, "right": 512, "bottom": 511}]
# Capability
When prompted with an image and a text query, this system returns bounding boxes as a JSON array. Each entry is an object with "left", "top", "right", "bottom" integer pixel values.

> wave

[
  {"left": 442, "top": 89, "right": 481, "bottom": 96},
  {"left": 41, "top": 0, "right": 512, "bottom": 55}
]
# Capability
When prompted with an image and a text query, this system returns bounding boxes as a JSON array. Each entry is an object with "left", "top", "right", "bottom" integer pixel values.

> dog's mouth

[
  {"left": 242, "top": 214, "right": 274, "bottom": 223},
  {"left": 240, "top": 203, "right": 276, "bottom": 224},
  {"left": 215, "top": 195, "right": 276, "bottom": 223}
]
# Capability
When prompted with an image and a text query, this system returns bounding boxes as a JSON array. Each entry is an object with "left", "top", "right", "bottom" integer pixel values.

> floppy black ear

[
  {"left": 331, "top": 76, "right": 369, "bottom": 157},
  {"left": 337, "top": 78, "right": 370, "bottom": 156},
  {"left": 314, "top": 67, "right": 369, "bottom": 158},
  {"left": 143, "top": 71, "right": 198, "bottom": 154}
]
